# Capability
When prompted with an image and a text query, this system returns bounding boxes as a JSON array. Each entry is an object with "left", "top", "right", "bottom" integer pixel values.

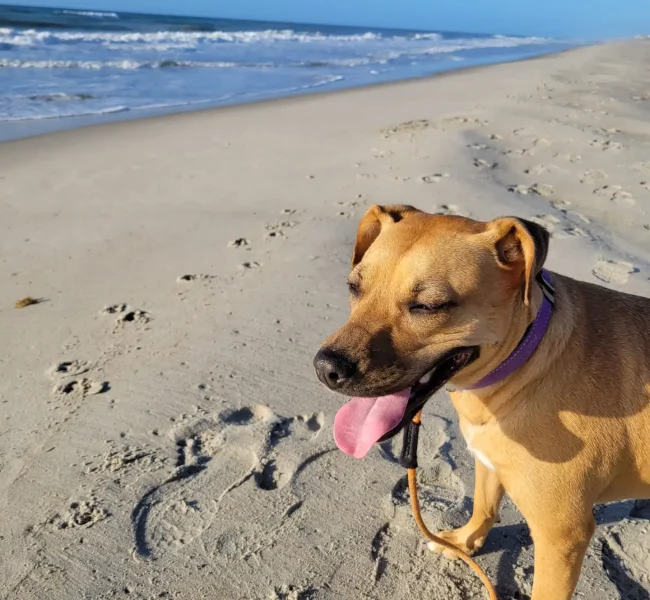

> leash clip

[{"left": 399, "top": 420, "right": 420, "bottom": 469}]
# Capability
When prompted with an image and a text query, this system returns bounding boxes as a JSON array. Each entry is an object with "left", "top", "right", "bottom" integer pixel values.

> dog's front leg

[
  {"left": 428, "top": 458, "right": 504, "bottom": 558},
  {"left": 528, "top": 511, "right": 595, "bottom": 600}
]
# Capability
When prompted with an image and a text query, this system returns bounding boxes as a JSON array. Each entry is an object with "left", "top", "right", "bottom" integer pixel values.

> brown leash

[{"left": 405, "top": 410, "right": 498, "bottom": 600}]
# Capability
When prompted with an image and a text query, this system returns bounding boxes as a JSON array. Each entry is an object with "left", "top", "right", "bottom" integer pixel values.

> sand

[{"left": 2, "top": 40, "right": 650, "bottom": 600}]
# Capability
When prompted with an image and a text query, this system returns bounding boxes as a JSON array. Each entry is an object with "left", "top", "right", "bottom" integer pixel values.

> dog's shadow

[{"left": 478, "top": 499, "right": 650, "bottom": 600}]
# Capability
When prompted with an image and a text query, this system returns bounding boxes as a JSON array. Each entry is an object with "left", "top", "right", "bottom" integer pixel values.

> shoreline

[{"left": 0, "top": 42, "right": 584, "bottom": 143}]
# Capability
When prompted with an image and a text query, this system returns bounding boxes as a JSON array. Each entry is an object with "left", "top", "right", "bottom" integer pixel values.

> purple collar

[{"left": 464, "top": 269, "right": 555, "bottom": 390}]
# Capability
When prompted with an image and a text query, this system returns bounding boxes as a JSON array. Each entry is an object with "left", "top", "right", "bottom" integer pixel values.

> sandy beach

[{"left": 2, "top": 39, "right": 650, "bottom": 600}]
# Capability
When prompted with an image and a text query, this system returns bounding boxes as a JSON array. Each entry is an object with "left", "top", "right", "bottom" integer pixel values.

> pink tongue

[{"left": 333, "top": 389, "right": 411, "bottom": 459}]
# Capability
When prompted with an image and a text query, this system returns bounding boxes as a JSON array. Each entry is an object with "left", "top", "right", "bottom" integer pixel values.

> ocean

[{"left": 0, "top": 4, "right": 575, "bottom": 130}]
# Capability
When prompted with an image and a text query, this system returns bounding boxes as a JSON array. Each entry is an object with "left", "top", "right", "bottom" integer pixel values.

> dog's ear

[
  {"left": 490, "top": 217, "right": 550, "bottom": 306},
  {"left": 352, "top": 205, "right": 421, "bottom": 266}
]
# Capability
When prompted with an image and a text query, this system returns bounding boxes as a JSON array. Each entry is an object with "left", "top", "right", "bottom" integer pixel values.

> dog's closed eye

[
  {"left": 347, "top": 280, "right": 360, "bottom": 297},
  {"left": 408, "top": 301, "right": 456, "bottom": 314}
]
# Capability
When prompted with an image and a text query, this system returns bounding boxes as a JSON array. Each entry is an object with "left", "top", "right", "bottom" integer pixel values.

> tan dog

[{"left": 313, "top": 205, "right": 650, "bottom": 600}]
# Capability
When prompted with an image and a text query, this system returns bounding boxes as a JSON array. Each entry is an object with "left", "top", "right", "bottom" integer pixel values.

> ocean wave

[
  {"left": 0, "top": 27, "right": 553, "bottom": 57},
  {"left": 0, "top": 104, "right": 130, "bottom": 122},
  {"left": 413, "top": 33, "right": 443, "bottom": 40},
  {"left": 304, "top": 57, "right": 373, "bottom": 67},
  {"left": 379, "top": 35, "right": 552, "bottom": 61},
  {"left": 59, "top": 10, "right": 119, "bottom": 19},
  {"left": 0, "top": 34, "right": 553, "bottom": 71},
  {"left": 0, "top": 57, "right": 374, "bottom": 70},
  {"left": 0, "top": 58, "right": 243, "bottom": 69},
  {"left": 0, "top": 27, "right": 383, "bottom": 47}
]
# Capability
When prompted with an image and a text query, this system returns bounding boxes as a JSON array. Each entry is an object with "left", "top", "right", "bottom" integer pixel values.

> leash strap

[{"left": 404, "top": 411, "right": 498, "bottom": 599}]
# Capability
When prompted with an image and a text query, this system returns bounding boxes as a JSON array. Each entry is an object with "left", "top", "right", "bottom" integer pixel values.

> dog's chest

[{"left": 460, "top": 422, "right": 495, "bottom": 471}]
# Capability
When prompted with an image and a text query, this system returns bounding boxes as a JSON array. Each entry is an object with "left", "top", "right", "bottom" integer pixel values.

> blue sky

[{"left": 10, "top": 0, "right": 650, "bottom": 38}]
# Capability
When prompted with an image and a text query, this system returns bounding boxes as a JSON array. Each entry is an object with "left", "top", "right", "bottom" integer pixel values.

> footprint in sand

[
  {"left": 177, "top": 274, "right": 216, "bottom": 283},
  {"left": 47, "top": 360, "right": 89, "bottom": 379},
  {"left": 580, "top": 169, "right": 608, "bottom": 184},
  {"left": 228, "top": 237, "right": 250, "bottom": 249},
  {"left": 45, "top": 496, "right": 109, "bottom": 531},
  {"left": 131, "top": 405, "right": 329, "bottom": 559},
  {"left": 593, "top": 185, "right": 635, "bottom": 205},
  {"left": 266, "top": 229, "right": 286, "bottom": 240},
  {"left": 102, "top": 304, "right": 150, "bottom": 325},
  {"left": 269, "top": 584, "right": 317, "bottom": 600},
  {"left": 265, "top": 221, "right": 298, "bottom": 240},
  {"left": 336, "top": 199, "right": 362, "bottom": 218},
  {"left": 600, "top": 519, "right": 650, "bottom": 599},
  {"left": 549, "top": 198, "right": 572, "bottom": 210},
  {"left": 531, "top": 214, "right": 588, "bottom": 239},
  {"left": 507, "top": 183, "right": 553, "bottom": 197},
  {"left": 371, "top": 148, "right": 394, "bottom": 159},
  {"left": 592, "top": 259, "right": 638, "bottom": 285},
  {"left": 87, "top": 443, "right": 157, "bottom": 476},
  {"left": 564, "top": 225, "right": 589, "bottom": 237},
  {"left": 553, "top": 153, "right": 582, "bottom": 163},
  {"left": 511, "top": 127, "right": 532, "bottom": 137},
  {"left": 473, "top": 158, "right": 497, "bottom": 170},
  {"left": 421, "top": 173, "right": 449, "bottom": 183},
  {"left": 503, "top": 147, "right": 535, "bottom": 157},
  {"left": 370, "top": 522, "right": 393, "bottom": 582},
  {"left": 590, "top": 139, "right": 623, "bottom": 151},
  {"left": 52, "top": 377, "right": 109, "bottom": 399},
  {"left": 525, "top": 164, "right": 565, "bottom": 176},
  {"left": 238, "top": 261, "right": 261, "bottom": 271},
  {"left": 593, "top": 184, "right": 623, "bottom": 197},
  {"left": 530, "top": 214, "right": 561, "bottom": 235},
  {"left": 567, "top": 211, "right": 591, "bottom": 224},
  {"left": 380, "top": 119, "right": 430, "bottom": 137},
  {"left": 441, "top": 116, "right": 489, "bottom": 127},
  {"left": 390, "top": 464, "right": 461, "bottom": 515},
  {"left": 611, "top": 191, "right": 635, "bottom": 205},
  {"left": 432, "top": 204, "right": 470, "bottom": 217}
]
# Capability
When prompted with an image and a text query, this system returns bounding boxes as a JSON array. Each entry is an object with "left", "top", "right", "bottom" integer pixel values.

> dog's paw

[{"left": 427, "top": 527, "right": 485, "bottom": 560}]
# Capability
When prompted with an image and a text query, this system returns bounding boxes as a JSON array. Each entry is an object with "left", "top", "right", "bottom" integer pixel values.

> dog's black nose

[{"left": 313, "top": 348, "right": 357, "bottom": 390}]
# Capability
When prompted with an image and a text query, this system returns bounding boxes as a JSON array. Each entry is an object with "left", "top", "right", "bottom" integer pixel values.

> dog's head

[{"left": 313, "top": 205, "right": 549, "bottom": 457}]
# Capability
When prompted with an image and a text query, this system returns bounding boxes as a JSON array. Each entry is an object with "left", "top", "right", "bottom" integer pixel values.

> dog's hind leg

[
  {"left": 528, "top": 508, "right": 595, "bottom": 600},
  {"left": 428, "top": 458, "right": 504, "bottom": 558}
]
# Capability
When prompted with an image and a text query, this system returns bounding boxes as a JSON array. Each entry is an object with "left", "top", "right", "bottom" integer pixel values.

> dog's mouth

[{"left": 333, "top": 346, "right": 479, "bottom": 459}]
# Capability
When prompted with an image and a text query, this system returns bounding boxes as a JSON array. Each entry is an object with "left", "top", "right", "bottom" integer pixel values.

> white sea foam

[
  {"left": 0, "top": 33, "right": 553, "bottom": 71},
  {"left": 0, "top": 58, "right": 242, "bottom": 69},
  {"left": 0, "top": 104, "right": 129, "bottom": 122},
  {"left": 0, "top": 28, "right": 383, "bottom": 47},
  {"left": 0, "top": 27, "right": 551, "bottom": 50},
  {"left": 60, "top": 10, "right": 119, "bottom": 18}
]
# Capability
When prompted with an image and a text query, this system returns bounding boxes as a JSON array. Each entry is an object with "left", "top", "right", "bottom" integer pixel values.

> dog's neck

[{"left": 458, "top": 269, "right": 556, "bottom": 393}]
